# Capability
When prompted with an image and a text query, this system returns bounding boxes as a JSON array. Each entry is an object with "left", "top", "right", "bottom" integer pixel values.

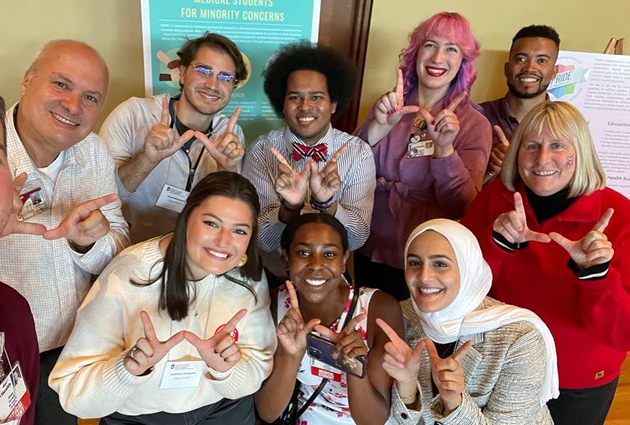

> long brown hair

[{"left": 134, "top": 171, "right": 262, "bottom": 321}]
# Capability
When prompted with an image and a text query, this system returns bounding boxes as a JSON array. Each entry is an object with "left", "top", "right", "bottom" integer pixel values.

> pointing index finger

[
  {"left": 342, "top": 313, "right": 367, "bottom": 335},
  {"left": 452, "top": 340, "right": 473, "bottom": 362},
  {"left": 494, "top": 125, "right": 509, "bottom": 146},
  {"left": 140, "top": 311, "right": 158, "bottom": 341},
  {"left": 226, "top": 107, "right": 241, "bottom": 133},
  {"left": 223, "top": 308, "right": 247, "bottom": 333},
  {"left": 81, "top": 193, "right": 119, "bottom": 212},
  {"left": 446, "top": 90, "right": 467, "bottom": 112},
  {"left": 594, "top": 208, "right": 614, "bottom": 233},
  {"left": 396, "top": 68, "right": 405, "bottom": 100},
  {"left": 285, "top": 280, "right": 300, "bottom": 312},
  {"left": 424, "top": 339, "right": 440, "bottom": 363},
  {"left": 160, "top": 95, "right": 171, "bottom": 126},
  {"left": 513, "top": 192, "right": 526, "bottom": 221},
  {"left": 270, "top": 147, "right": 291, "bottom": 168},
  {"left": 330, "top": 144, "right": 348, "bottom": 163},
  {"left": 376, "top": 318, "right": 403, "bottom": 345}
]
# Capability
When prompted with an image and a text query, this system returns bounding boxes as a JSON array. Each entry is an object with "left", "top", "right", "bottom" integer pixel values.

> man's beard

[{"left": 507, "top": 80, "right": 550, "bottom": 99}]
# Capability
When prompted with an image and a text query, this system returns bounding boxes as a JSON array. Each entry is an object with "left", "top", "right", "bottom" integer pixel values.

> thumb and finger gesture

[
  {"left": 425, "top": 339, "right": 473, "bottom": 410},
  {"left": 43, "top": 193, "right": 119, "bottom": 247},
  {"left": 124, "top": 311, "right": 185, "bottom": 376},
  {"left": 487, "top": 125, "right": 510, "bottom": 177},
  {"left": 143, "top": 96, "right": 194, "bottom": 164},
  {"left": 309, "top": 144, "right": 347, "bottom": 203},
  {"left": 270, "top": 147, "right": 310, "bottom": 208},
  {"left": 277, "top": 280, "right": 320, "bottom": 356},
  {"left": 1, "top": 173, "right": 47, "bottom": 237},
  {"left": 418, "top": 91, "right": 466, "bottom": 151},
  {"left": 374, "top": 69, "right": 420, "bottom": 127},
  {"left": 493, "top": 192, "right": 551, "bottom": 244},
  {"left": 195, "top": 107, "right": 244, "bottom": 172},
  {"left": 184, "top": 309, "right": 247, "bottom": 373},
  {"left": 549, "top": 208, "right": 615, "bottom": 269},
  {"left": 376, "top": 318, "right": 424, "bottom": 383},
  {"left": 315, "top": 313, "right": 368, "bottom": 361}
]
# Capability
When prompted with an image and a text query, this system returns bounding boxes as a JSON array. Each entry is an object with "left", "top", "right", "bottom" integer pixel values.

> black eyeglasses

[{"left": 191, "top": 64, "right": 237, "bottom": 86}]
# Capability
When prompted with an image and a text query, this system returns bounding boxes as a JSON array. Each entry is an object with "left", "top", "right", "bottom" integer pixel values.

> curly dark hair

[
  {"left": 263, "top": 41, "right": 357, "bottom": 117},
  {"left": 177, "top": 32, "right": 248, "bottom": 85},
  {"left": 512, "top": 25, "right": 561, "bottom": 50}
]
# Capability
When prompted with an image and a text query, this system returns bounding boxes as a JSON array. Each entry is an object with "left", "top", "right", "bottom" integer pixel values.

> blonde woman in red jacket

[{"left": 461, "top": 101, "right": 630, "bottom": 425}]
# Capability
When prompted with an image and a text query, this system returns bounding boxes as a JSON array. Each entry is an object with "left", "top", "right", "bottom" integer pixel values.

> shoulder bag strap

[{"left": 294, "top": 286, "right": 361, "bottom": 421}]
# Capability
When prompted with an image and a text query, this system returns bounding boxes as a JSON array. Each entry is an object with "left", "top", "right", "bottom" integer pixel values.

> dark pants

[
  {"left": 547, "top": 377, "right": 619, "bottom": 425},
  {"left": 100, "top": 395, "right": 255, "bottom": 425},
  {"left": 353, "top": 252, "right": 409, "bottom": 301},
  {"left": 35, "top": 347, "right": 76, "bottom": 425}
]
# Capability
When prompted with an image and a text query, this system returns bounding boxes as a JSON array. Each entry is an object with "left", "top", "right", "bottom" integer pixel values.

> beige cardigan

[
  {"left": 389, "top": 297, "right": 554, "bottom": 425},
  {"left": 49, "top": 238, "right": 276, "bottom": 418}
]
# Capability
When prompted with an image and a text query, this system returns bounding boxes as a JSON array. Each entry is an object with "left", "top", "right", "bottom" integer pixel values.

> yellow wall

[
  {"left": 0, "top": 1, "right": 145, "bottom": 130},
  {"left": 1, "top": 0, "right": 628, "bottom": 130},
  {"left": 360, "top": 0, "right": 630, "bottom": 121}
]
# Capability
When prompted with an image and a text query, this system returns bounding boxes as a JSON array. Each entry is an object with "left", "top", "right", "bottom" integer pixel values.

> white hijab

[{"left": 404, "top": 219, "right": 559, "bottom": 404}]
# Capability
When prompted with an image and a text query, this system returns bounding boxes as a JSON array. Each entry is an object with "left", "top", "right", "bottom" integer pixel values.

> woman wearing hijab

[{"left": 377, "top": 219, "right": 557, "bottom": 424}]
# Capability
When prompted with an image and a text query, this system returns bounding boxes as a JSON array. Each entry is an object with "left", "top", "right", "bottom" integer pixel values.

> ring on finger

[{"left": 129, "top": 346, "right": 138, "bottom": 360}]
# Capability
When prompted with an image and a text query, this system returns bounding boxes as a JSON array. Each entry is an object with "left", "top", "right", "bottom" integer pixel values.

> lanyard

[
  {"left": 184, "top": 147, "right": 205, "bottom": 192},
  {"left": 168, "top": 97, "right": 212, "bottom": 191}
]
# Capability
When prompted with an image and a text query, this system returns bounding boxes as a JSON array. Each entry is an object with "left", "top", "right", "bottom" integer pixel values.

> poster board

[
  {"left": 140, "top": 0, "right": 321, "bottom": 140},
  {"left": 549, "top": 51, "right": 630, "bottom": 198}
]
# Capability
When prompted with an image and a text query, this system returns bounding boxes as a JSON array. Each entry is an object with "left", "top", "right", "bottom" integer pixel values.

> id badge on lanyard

[
  {"left": 155, "top": 97, "right": 208, "bottom": 212},
  {"left": 0, "top": 345, "right": 31, "bottom": 424}
]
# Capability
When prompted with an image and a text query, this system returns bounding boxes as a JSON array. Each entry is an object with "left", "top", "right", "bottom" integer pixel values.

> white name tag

[
  {"left": 159, "top": 360, "right": 205, "bottom": 389},
  {"left": 156, "top": 184, "right": 189, "bottom": 213},
  {"left": 407, "top": 136, "right": 434, "bottom": 158},
  {"left": 0, "top": 362, "right": 31, "bottom": 423}
]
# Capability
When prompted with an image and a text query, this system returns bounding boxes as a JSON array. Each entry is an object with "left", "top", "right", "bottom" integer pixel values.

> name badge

[
  {"left": 159, "top": 360, "right": 205, "bottom": 389},
  {"left": 156, "top": 184, "right": 189, "bottom": 213},
  {"left": 310, "top": 358, "right": 342, "bottom": 382},
  {"left": 18, "top": 186, "right": 45, "bottom": 221},
  {"left": 0, "top": 362, "right": 31, "bottom": 423},
  {"left": 407, "top": 135, "right": 434, "bottom": 158}
]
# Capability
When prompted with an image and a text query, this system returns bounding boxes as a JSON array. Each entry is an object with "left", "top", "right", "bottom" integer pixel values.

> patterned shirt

[
  {"left": 277, "top": 285, "right": 376, "bottom": 425},
  {"left": 0, "top": 104, "right": 130, "bottom": 352},
  {"left": 242, "top": 126, "right": 375, "bottom": 277}
]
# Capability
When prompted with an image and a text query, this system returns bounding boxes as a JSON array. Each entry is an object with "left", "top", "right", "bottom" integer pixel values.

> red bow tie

[{"left": 291, "top": 142, "right": 328, "bottom": 162}]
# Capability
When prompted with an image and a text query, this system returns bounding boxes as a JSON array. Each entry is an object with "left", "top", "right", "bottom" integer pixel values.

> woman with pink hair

[{"left": 354, "top": 12, "right": 491, "bottom": 301}]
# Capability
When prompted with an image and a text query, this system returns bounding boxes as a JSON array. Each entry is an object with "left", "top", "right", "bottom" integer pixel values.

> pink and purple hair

[{"left": 399, "top": 12, "right": 480, "bottom": 106}]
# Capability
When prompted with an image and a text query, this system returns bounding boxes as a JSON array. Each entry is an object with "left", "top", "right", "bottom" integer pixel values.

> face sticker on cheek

[{"left": 566, "top": 156, "right": 574, "bottom": 168}]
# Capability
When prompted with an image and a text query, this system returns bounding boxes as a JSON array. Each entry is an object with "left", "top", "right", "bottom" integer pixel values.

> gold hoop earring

[{"left": 237, "top": 254, "right": 248, "bottom": 268}]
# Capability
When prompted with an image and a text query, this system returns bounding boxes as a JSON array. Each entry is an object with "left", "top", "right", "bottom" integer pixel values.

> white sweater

[{"left": 49, "top": 238, "right": 276, "bottom": 418}]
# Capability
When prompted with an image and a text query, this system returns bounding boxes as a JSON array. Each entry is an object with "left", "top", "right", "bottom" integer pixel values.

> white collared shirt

[
  {"left": 242, "top": 125, "right": 375, "bottom": 277},
  {"left": 0, "top": 104, "right": 130, "bottom": 352}
]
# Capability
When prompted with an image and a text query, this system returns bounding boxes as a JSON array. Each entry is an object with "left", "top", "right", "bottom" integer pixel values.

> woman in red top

[{"left": 461, "top": 101, "right": 630, "bottom": 425}]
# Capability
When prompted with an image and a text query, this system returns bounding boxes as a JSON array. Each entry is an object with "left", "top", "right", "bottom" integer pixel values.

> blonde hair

[{"left": 501, "top": 101, "right": 606, "bottom": 197}]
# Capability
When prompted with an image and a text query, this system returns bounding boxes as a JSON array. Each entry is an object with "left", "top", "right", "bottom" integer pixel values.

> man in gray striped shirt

[{"left": 242, "top": 42, "right": 375, "bottom": 282}]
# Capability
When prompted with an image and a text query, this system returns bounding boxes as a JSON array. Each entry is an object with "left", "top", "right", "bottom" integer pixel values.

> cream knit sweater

[{"left": 49, "top": 238, "right": 276, "bottom": 418}]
